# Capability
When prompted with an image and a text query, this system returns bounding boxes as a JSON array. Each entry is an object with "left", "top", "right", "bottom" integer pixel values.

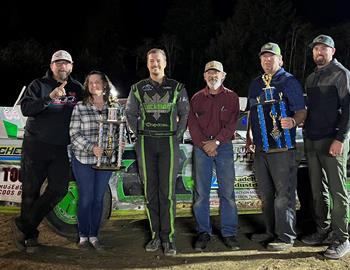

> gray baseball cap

[
  {"left": 204, "top": 60, "right": 224, "bottom": 72},
  {"left": 51, "top": 50, "right": 73, "bottom": 63}
]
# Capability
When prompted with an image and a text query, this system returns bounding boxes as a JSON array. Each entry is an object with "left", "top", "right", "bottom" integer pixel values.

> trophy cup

[
  {"left": 255, "top": 73, "right": 293, "bottom": 153},
  {"left": 92, "top": 94, "right": 126, "bottom": 171},
  {"left": 262, "top": 74, "right": 275, "bottom": 102}
]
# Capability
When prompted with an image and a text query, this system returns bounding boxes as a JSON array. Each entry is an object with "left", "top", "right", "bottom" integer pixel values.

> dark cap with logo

[{"left": 309, "top": 35, "right": 335, "bottom": 49}]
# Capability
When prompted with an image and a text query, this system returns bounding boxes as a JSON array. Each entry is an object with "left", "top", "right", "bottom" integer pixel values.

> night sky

[
  {"left": 2, "top": 0, "right": 350, "bottom": 106},
  {"left": 5, "top": 1, "right": 347, "bottom": 48}
]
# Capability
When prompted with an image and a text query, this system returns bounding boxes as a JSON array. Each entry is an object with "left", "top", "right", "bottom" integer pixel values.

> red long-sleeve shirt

[{"left": 188, "top": 85, "right": 240, "bottom": 148}]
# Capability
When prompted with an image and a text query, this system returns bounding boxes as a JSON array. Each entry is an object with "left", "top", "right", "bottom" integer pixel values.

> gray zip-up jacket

[{"left": 304, "top": 59, "right": 350, "bottom": 142}]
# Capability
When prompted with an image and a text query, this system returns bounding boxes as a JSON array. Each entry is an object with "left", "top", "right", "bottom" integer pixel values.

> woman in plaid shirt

[{"left": 70, "top": 71, "right": 116, "bottom": 250}]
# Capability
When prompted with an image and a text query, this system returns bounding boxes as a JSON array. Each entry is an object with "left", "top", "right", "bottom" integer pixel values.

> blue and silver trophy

[{"left": 256, "top": 74, "right": 293, "bottom": 153}]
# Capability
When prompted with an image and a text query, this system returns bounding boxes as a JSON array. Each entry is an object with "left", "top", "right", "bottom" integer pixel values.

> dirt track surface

[{"left": 1, "top": 213, "right": 350, "bottom": 270}]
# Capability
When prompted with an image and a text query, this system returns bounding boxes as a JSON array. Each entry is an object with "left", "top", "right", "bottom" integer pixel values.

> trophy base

[
  {"left": 265, "top": 147, "right": 292, "bottom": 153},
  {"left": 106, "top": 119, "right": 126, "bottom": 124},
  {"left": 92, "top": 164, "right": 126, "bottom": 171},
  {"left": 97, "top": 119, "right": 126, "bottom": 124}
]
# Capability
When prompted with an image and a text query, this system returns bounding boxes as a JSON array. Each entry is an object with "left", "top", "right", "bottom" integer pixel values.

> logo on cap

[
  {"left": 259, "top": 42, "right": 281, "bottom": 56},
  {"left": 309, "top": 34, "right": 335, "bottom": 49},
  {"left": 51, "top": 50, "right": 73, "bottom": 63},
  {"left": 204, "top": 61, "right": 224, "bottom": 72}
]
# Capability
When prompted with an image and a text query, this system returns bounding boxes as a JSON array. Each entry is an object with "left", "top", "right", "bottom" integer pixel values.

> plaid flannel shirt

[{"left": 70, "top": 101, "right": 117, "bottom": 164}]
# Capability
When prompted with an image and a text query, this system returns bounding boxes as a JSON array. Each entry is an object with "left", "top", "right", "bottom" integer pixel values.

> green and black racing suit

[{"left": 126, "top": 77, "right": 189, "bottom": 243}]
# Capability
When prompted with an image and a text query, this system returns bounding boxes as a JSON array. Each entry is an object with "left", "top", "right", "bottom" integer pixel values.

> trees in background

[{"left": 1, "top": 0, "right": 350, "bottom": 105}]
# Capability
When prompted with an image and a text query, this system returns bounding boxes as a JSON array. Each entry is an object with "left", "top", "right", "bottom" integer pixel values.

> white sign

[{"left": 0, "top": 164, "right": 22, "bottom": 203}]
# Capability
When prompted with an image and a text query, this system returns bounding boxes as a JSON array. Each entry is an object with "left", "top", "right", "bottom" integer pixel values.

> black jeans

[
  {"left": 253, "top": 150, "right": 298, "bottom": 244},
  {"left": 16, "top": 136, "right": 70, "bottom": 239}
]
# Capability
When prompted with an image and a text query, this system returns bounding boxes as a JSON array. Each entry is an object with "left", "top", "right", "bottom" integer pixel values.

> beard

[
  {"left": 314, "top": 55, "right": 327, "bottom": 66},
  {"left": 57, "top": 70, "right": 71, "bottom": 81},
  {"left": 207, "top": 78, "right": 222, "bottom": 90}
]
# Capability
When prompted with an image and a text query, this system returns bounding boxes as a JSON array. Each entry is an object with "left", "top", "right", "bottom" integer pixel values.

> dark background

[{"left": 1, "top": 0, "right": 350, "bottom": 106}]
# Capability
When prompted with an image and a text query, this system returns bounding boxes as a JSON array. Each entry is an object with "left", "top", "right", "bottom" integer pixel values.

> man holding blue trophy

[{"left": 246, "top": 42, "right": 306, "bottom": 251}]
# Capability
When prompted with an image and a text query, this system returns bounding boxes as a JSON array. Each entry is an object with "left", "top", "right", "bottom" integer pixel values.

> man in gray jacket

[
  {"left": 302, "top": 35, "right": 350, "bottom": 259},
  {"left": 126, "top": 48, "right": 189, "bottom": 256}
]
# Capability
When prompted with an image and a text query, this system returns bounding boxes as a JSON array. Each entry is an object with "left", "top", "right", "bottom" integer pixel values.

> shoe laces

[{"left": 150, "top": 239, "right": 160, "bottom": 245}]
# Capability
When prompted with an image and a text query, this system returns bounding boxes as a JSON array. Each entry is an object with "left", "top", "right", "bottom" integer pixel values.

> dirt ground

[{"left": 1, "top": 213, "right": 350, "bottom": 270}]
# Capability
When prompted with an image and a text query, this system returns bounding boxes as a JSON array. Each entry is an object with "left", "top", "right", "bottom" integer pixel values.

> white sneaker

[{"left": 324, "top": 239, "right": 350, "bottom": 259}]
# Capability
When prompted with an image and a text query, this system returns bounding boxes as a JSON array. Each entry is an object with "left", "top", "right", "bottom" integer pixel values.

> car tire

[{"left": 40, "top": 180, "right": 112, "bottom": 240}]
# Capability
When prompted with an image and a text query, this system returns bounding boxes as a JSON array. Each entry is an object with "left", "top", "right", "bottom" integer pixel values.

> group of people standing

[{"left": 10, "top": 34, "right": 350, "bottom": 260}]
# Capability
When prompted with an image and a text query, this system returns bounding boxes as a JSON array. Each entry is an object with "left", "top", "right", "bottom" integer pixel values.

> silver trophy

[{"left": 92, "top": 94, "right": 126, "bottom": 171}]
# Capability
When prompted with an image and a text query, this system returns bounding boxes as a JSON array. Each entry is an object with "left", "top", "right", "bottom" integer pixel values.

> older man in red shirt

[{"left": 188, "top": 60, "right": 240, "bottom": 251}]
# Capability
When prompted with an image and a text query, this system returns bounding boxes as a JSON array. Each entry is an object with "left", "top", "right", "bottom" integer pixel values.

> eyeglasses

[{"left": 53, "top": 60, "right": 72, "bottom": 66}]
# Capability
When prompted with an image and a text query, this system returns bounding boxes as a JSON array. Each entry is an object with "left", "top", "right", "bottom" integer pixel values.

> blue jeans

[
  {"left": 71, "top": 156, "right": 111, "bottom": 237},
  {"left": 193, "top": 142, "right": 238, "bottom": 237}
]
